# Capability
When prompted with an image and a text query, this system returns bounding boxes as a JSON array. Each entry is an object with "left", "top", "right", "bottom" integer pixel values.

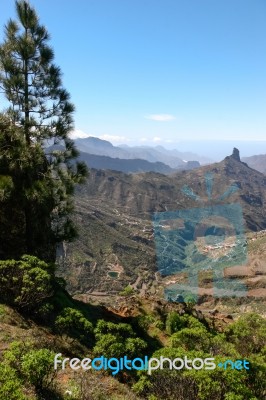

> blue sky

[{"left": 1, "top": 0, "right": 266, "bottom": 156}]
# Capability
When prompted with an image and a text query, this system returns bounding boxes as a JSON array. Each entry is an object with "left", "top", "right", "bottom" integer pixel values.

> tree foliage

[{"left": 0, "top": 1, "right": 88, "bottom": 262}]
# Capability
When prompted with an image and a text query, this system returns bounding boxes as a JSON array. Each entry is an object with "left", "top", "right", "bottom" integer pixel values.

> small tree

[{"left": 0, "top": 1, "right": 87, "bottom": 261}]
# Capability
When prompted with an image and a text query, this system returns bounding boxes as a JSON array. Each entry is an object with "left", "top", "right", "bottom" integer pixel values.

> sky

[{"left": 1, "top": 0, "right": 266, "bottom": 158}]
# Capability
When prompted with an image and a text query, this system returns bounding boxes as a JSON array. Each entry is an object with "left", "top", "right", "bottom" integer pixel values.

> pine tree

[{"left": 0, "top": 1, "right": 88, "bottom": 261}]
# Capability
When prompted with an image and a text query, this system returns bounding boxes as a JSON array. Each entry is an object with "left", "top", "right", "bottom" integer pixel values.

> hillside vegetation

[{"left": 0, "top": 273, "right": 266, "bottom": 399}]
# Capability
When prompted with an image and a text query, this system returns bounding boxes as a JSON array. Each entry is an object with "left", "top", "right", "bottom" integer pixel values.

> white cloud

[
  {"left": 145, "top": 114, "right": 176, "bottom": 122},
  {"left": 152, "top": 137, "right": 162, "bottom": 142},
  {"left": 69, "top": 131, "right": 130, "bottom": 143},
  {"left": 99, "top": 134, "right": 131, "bottom": 143},
  {"left": 140, "top": 137, "right": 148, "bottom": 142},
  {"left": 70, "top": 129, "right": 90, "bottom": 139}
]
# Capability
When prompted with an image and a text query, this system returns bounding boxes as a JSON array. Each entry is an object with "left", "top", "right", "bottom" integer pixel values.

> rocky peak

[
  {"left": 231, "top": 147, "right": 241, "bottom": 162},
  {"left": 224, "top": 148, "right": 241, "bottom": 164}
]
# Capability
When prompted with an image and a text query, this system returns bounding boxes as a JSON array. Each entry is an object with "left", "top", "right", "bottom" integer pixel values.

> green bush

[
  {"left": 182, "top": 314, "right": 206, "bottom": 329},
  {"left": 94, "top": 320, "right": 134, "bottom": 338},
  {"left": 93, "top": 320, "right": 147, "bottom": 360},
  {"left": 3, "top": 341, "right": 57, "bottom": 395},
  {"left": 225, "top": 313, "right": 266, "bottom": 356},
  {"left": 135, "top": 347, "right": 257, "bottom": 400},
  {"left": 36, "top": 302, "right": 54, "bottom": 322},
  {"left": 119, "top": 285, "right": 134, "bottom": 296},
  {"left": 171, "top": 326, "right": 211, "bottom": 352},
  {"left": 55, "top": 307, "right": 93, "bottom": 342},
  {"left": 21, "top": 348, "right": 56, "bottom": 390},
  {"left": 125, "top": 337, "right": 147, "bottom": 356},
  {"left": 3, "top": 341, "right": 31, "bottom": 372},
  {"left": 165, "top": 312, "right": 184, "bottom": 334},
  {"left": 154, "top": 319, "right": 164, "bottom": 331},
  {"left": 93, "top": 333, "right": 125, "bottom": 358},
  {"left": 0, "top": 363, "right": 28, "bottom": 400},
  {"left": 184, "top": 295, "right": 196, "bottom": 309},
  {"left": 0, "top": 255, "right": 54, "bottom": 312},
  {"left": 137, "top": 314, "right": 155, "bottom": 330}
]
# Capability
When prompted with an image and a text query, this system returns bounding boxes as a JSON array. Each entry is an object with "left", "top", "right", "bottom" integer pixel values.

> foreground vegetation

[{"left": 0, "top": 257, "right": 265, "bottom": 399}]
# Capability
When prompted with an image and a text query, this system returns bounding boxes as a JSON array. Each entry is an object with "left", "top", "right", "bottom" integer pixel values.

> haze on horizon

[{"left": 1, "top": 0, "right": 266, "bottom": 159}]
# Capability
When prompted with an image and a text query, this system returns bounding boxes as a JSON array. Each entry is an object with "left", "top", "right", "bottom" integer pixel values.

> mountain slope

[
  {"left": 57, "top": 150, "right": 266, "bottom": 299},
  {"left": 242, "top": 154, "right": 266, "bottom": 174},
  {"left": 76, "top": 151, "right": 266, "bottom": 229},
  {"left": 78, "top": 151, "right": 175, "bottom": 174}
]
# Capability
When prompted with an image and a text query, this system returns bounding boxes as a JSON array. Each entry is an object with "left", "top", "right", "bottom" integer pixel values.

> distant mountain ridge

[
  {"left": 75, "top": 137, "right": 211, "bottom": 167},
  {"left": 242, "top": 154, "right": 266, "bottom": 174},
  {"left": 78, "top": 151, "right": 175, "bottom": 174},
  {"left": 119, "top": 143, "right": 212, "bottom": 165},
  {"left": 47, "top": 141, "right": 200, "bottom": 174}
]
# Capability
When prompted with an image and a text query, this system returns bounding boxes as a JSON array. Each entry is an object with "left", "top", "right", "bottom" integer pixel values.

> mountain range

[
  {"left": 78, "top": 151, "right": 174, "bottom": 174},
  {"left": 75, "top": 137, "right": 266, "bottom": 176},
  {"left": 77, "top": 151, "right": 201, "bottom": 174},
  {"left": 57, "top": 149, "right": 266, "bottom": 299},
  {"left": 75, "top": 137, "right": 211, "bottom": 166}
]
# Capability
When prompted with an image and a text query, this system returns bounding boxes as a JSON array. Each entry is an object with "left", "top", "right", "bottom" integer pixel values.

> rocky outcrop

[{"left": 231, "top": 147, "right": 240, "bottom": 161}]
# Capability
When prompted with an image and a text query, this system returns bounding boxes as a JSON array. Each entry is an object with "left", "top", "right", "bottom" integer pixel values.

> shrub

[
  {"left": 93, "top": 320, "right": 147, "bottom": 360},
  {"left": 165, "top": 312, "right": 184, "bottom": 334},
  {"left": 0, "top": 255, "right": 54, "bottom": 312},
  {"left": 55, "top": 307, "right": 93, "bottom": 342},
  {"left": 21, "top": 348, "right": 56, "bottom": 391},
  {"left": 94, "top": 320, "right": 134, "bottom": 338},
  {"left": 166, "top": 312, "right": 205, "bottom": 335},
  {"left": 225, "top": 313, "right": 266, "bottom": 356},
  {"left": 93, "top": 333, "right": 125, "bottom": 358},
  {"left": 0, "top": 363, "right": 28, "bottom": 400},
  {"left": 125, "top": 337, "right": 147, "bottom": 356},
  {"left": 119, "top": 285, "right": 134, "bottom": 296},
  {"left": 171, "top": 327, "right": 211, "bottom": 352},
  {"left": 3, "top": 341, "right": 56, "bottom": 395}
]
